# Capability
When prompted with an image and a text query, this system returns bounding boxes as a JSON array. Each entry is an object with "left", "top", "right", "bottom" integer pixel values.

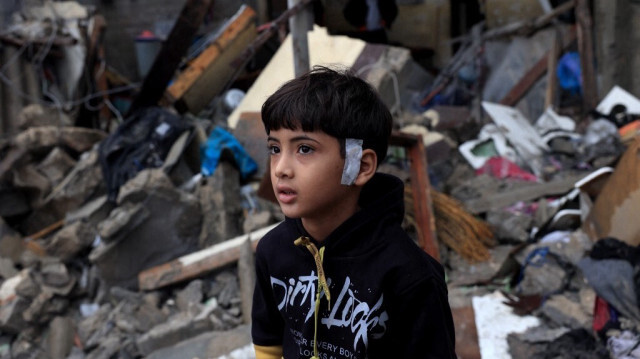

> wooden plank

[
  {"left": 576, "top": 0, "right": 598, "bottom": 111},
  {"left": 389, "top": 131, "right": 439, "bottom": 261},
  {"left": 138, "top": 223, "right": 278, "bottom": 290},
  {"left": 127, "top": 0, "right": 212, "bottom": 116},
  {"left": 166, "top": 5, "right": 257, "bottom": 113}
]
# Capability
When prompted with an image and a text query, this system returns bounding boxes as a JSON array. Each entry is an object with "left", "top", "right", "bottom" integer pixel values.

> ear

[{"left": 354, "top": 149, "right": 377, "bottom": 186}]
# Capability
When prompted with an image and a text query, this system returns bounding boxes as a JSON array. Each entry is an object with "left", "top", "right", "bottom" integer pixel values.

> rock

[
  {"left": 91, "top": 169, "right": 202, "bottom": 289},
  {"left": 0, "top": 257, "right": 18, "bottom": 279},
  {"left": 175, "top": 280, "right": 204, "bottom": 315},
  {"left": 46, "top": 316, "right": 75, "bottom": 358},
  {"left": 135, "top": 313, "right": 213, "bottom": 356},
  {"left": 541, "top": 293, "right": 593, "bottom": 329},
  {"left": 21, "top": 147, "right": 105, "bottom": 235},
  {"left": 35, "top": 147, "right": 77, "bottom": 188},
  {"left": 486, "top": 208, "right": 532, "bottom": 242},
  {"left": 145, "top": 325, "right": 252, "bottom": 359},
  {"left": 17, "top": 104, "right": 72, "bottom": 130},
  {"left": 0, "top": 271, "right": 32, "bottom": 333},
  {"left": 197, "top": 161, "right": 243, "bottom": 248},
  {"left": 12, "top": 164, "right": 51, "bottom": 208},
  {"left": 14, "top": 126, "right": 106, "bottom": 154},
  {"left": 46, "top": 220, "right": 96, "bottom": 262}
]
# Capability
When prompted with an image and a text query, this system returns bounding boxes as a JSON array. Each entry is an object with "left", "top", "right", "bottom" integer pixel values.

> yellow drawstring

[{"left": 294, "top": 236, "right": 331, "bottom": 359}]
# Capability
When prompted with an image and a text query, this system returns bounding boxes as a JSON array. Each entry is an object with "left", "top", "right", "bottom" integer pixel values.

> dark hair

[{"left": 261, "top": 65, "right": 393, "bottom": 164}]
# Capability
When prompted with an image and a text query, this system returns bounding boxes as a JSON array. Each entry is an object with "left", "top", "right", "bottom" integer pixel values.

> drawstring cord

[{"left": 294, "top": 236, "right": 331, "bottom": 359}]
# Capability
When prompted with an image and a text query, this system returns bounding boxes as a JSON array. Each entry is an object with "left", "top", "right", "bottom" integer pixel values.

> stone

[
  {"left": 14, "top": 270, "right": 40, "bottom": 299},
  {"left": 14, "top": 126, "right": 106, "bottom": 154},
  {"left": 46, "top": 316, "right": 75, "bottom": 359},
  {"left": 0, "top": 270, "right": 32, "bottom": 333},
  {"left": 17, "top": 104, "right": 72, "bottom": 130},
  {"left": 145, "top": 325, "right": 252, "bottom": 359},
  {"left": 46, "top": 220, "right": 96, "bottom": 262},
  {"left": 21, "top": 147, "right": 105, "bottom": 235},
  {"left": 175, "top": 280, "right": 204, "bottom": 315},
  {"left": 0, "top": 257, "right": 17, "bottom": 279},
  {"left": 135, "top": 313, "right": 213, "bottom": 356},
  {"left": 541, "top": 293, "right": 593, "bottom": 330},
  {"left": 77, "top": 303, "right": 114, "bottom": 350},
  {"left": 12, "top": 164, "right": 51, "bottom": 208},
  {"left": 23, "top": 291, "right": 69, "bottom": 324},
  {"left": 486, "top": 208, "right": 533, "bottom": 243},
  {"left": 91, "top": 169, "right": 202, "bottom": 289},
  {"left": 517, "top": 253, "right": 568, "bottom": 296},
  {"left": 216, "top": 271, "right": 240, "bottom": 308},
  {"left": 447, "top": 245, "right": 516, "bottom": 286},
  {"left": 96, "top": 202, "right": 149, "bottom": 241},
  {"left": 197, "top": 161, "right": 243, "bottom": 248},
  {"left": 35, "top": 147, "right": 77, "bottom": 188},
  {"left": 85, "top": 334, "right": 122, "bottom": 359}
]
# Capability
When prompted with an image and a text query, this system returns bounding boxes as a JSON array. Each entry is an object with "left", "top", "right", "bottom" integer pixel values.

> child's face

[{"left": 267, "top": 128, "right": 357, "bottom": 223}]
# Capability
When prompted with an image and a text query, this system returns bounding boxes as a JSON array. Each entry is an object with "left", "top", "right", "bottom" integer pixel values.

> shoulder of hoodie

[
  {"left": 255, "top": 220, "right": 296, "bottom": 257},
  {"left": 377, "top": 224, "right": 447, "bottom": 295}
]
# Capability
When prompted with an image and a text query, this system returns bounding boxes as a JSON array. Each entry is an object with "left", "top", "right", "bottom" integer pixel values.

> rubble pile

[{"left": 1, "top": 0, "right": 640, "bottom": 358}]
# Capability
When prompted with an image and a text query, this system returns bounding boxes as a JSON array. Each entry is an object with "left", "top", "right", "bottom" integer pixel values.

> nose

[{"left": 272, "top": 152, "right": 293, "bottom": 179}]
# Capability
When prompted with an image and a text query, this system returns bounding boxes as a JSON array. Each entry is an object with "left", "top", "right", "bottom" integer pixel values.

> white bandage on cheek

[{"left": 341, "top": 138, "right": 363, "bottom": 185}]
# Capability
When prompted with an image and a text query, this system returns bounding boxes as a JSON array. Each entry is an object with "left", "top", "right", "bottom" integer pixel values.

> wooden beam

[
  {"left": 127, "top": 0, "right": 213, "bottom": 116},
  {"left": 165, "top": 5, "right": 257, "bottom": 114},
  {"left": 138, "top": 223, "right": 278, "bottom": 290},
  {"left": 389, "top": 132, "right": 439, "bottom": 261},
  {"left": 576, "top": 0, "right": 598, "bottom": 111}
]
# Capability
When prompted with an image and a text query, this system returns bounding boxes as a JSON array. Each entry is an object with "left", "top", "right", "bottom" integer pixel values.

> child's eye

[
  {"left": 298, "top": 145, "right": 313, "bottom": 154},
  {"left": 268, "top": 145, "right": 280, "bottom": 155}
]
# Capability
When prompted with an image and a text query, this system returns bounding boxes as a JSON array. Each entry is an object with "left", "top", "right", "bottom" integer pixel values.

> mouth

[{"left": 276, "top": 187, "right": 297, "bottom": 204}]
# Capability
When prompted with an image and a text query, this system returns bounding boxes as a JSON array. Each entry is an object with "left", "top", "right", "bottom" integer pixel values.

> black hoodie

[{"left": 252, "top": 173, "right": 456, "bottom": 358}]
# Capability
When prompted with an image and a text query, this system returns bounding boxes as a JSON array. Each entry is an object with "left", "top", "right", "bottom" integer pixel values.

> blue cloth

[
  {"left": 200, "top": 126, "right": 258, "bottom": 179},
  {"left": 557, "top": 51, "right": 582, "bottom": 94}
]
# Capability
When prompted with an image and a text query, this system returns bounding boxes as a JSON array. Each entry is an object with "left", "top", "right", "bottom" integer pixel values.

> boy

[{"left": 252, "top": 66, "right": 456, "bottom": 359}]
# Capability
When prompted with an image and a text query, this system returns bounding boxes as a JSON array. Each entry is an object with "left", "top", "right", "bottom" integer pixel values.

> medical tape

[{"left": 341, "top": 138, "right": 363, "bottom": 185}]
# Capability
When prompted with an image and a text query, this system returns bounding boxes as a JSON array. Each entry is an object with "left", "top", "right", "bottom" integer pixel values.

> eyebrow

[{"left": 267, "top": 135, "right": 320, "bottom": 143}]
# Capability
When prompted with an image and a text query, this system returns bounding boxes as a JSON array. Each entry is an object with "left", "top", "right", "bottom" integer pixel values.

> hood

[{"left": 290, "top": 172, "right": 406, "bottom": 256}]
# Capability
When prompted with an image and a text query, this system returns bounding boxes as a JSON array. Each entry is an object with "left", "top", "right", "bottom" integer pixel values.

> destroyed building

[{"left": 1, "top": 0, "right": 640, "bottom": 358}]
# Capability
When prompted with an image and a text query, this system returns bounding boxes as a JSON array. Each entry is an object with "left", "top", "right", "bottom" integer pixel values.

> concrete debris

[{"left": 1, "top": 0, "right": 640, "bottom": 357}]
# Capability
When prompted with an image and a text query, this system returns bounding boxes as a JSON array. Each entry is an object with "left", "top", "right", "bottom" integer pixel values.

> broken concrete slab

[
  {"left": 14, "top": 126, "right": 107, "bottom": 154},
  {"left": 12, "top": 163, "right": 51, "bottom": 209},
  {"left": 175, "top": 279, "right": 204, "bottom": 315},
  {"left": 21, "top": 146, "right": 105, "bottom": 235},
  {"left": 46, "top": 220, "right": 96, "bottom": 262},
  {"left": 0, "top": 271, "right": 32, "bottom": 334},
  {"left": 197, "top": 161, "right": 243, "bottom": 248},
  {"left": 453, "top": 172, "right": 589, "bottom": 214},
  {"left": 145, "top": 324, "right": 251, "bottom": 359},
  {"left": 35, "top": 147, "right": 77, "bottom": 188},
  {"left": 17, "top": 104, "right": 73, "bottom": 130},
  {"left": 486, "top": 208, "right": 533, "bottom": 243},
  {"left": 91, "top": 168, "right": 202, "bottom": 289},
  {"left": 541, "top": 293, "right": 593, "bottom": 330},
  {"left": 135, "top": 312, "right": 213, "bottom": 356}
]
